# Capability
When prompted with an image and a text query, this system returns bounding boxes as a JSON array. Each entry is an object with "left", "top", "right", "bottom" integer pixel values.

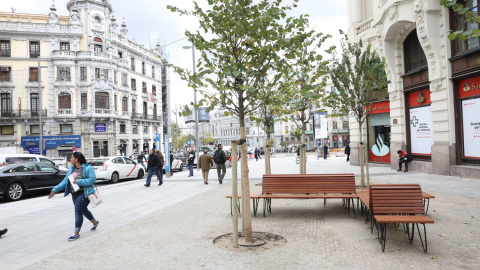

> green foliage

[
  {"left": 203, "top": 133, "right": 215, "bottom": 145},
  {"left": 171, "top": 122, "right": 183, "bottom": 149},
  {"left": 290, "top": 127, "right": 302, "bottom": 141},
  {"left": 441, "top": 0, "right": 480, "bottom": 41},
  {"left": 178, "top": 134, "right": 195, "bottom": 148},
  {"left": 325, "top": 33, "right": 390, "bottom": 125}
]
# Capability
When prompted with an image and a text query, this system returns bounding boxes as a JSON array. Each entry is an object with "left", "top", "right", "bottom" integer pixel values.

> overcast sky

[{"left": 0, "top": 0, "right": 349, "bottom": 124}]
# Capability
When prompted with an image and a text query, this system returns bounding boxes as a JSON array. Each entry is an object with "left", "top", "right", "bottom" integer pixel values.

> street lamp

[
  {"left": 38, "top": 57, "right": 48, "bottom": 156},
  {"left": 183, "top": 42, "right": 199, "bottom": 171}
]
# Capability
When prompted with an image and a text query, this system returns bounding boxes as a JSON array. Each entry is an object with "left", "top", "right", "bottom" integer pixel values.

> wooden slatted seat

[
  {"left": 226, "top": 192, "right": 262, "bottom": 216},
  {"left": 371, "top": 184, "right": 434, "bottom": 253},
  {"left": 260, "top": 174, "right": 357, "bottom": 217}
]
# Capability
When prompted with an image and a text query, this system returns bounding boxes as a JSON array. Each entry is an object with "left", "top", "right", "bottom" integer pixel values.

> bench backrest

[
  {"left": 370, "top": 184, "right": 425, "bottom": 215},
  {"left": 262, "top": 174, "right": 356, "bottom": 194}
]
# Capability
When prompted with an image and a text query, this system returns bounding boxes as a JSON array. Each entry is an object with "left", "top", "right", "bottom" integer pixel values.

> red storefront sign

[
  {"left": 408, "top": 89, "right": 431, "bottom": 106},
  {"left": 459, "top": 76, "right": 480, "bottom": 98},
  {"left": 367, "top": 100, "right": 390, "bottom": 115}
]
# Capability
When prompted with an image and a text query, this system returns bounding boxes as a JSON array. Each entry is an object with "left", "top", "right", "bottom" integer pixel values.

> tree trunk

[
  {"left": 358, "top": 121, "right": 365, "bottom": 186},
  {"left": 301, "top": 118, "right": 307, "bottom": 174},
  {"left": 265, "top": 134, "right": 271, "bottom": 175},
  {"left": 239, "top": 113, "right": 253, "bottom": 242}
]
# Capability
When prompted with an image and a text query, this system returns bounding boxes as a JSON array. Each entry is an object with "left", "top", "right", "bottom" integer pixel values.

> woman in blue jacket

[{"left": 48, "top": 152, "right": 99, "bottom": 241}]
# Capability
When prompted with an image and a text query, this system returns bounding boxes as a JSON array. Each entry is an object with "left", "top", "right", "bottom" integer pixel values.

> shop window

[
  {"left": 1, "top": 125, "right": 14, "bottom": 135},
  {"left": 120, "top": 124, "right": 126, "bottom": 133},
  {"left": 0, "top": 40, "right": 11, "bottom": 57},
  {"left": 403, "top": 30, "right": 427, "bottom": 73},
  {"left": 29, "top": 67, "right": 38, "bottom": 81},
  {"left": 407, "top": 89, "right": 433, "bottom": 159},
  {"left": 93, "top": 141, "right": 108, "bottom": 157},
  {"left": 80, "top": 67, "right": 87, "bottom": 81},
  {"left": 30, "top": 41, "right": 40, "bottom": 58},
  {"left": 457, "top": 76, "right": 480, "bottom": 162},
  {"left": 367, "top": 101, "right": 391, "bottom": 163},
  {"left": 60, "top": 124, "right": 73, "bottom": 133}
]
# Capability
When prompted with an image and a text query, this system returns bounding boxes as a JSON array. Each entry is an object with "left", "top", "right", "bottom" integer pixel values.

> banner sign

[
  {"left": 165, "top": 134, "right": 170, "bottom": 172},
  {"left": 95, "top": 123, "right": 107, "bottom": 132},
  {"left": 367, "top": 100, "right": 390, "bottom": 115},
  {"left": 314, "top": 112, "right": 327, "bottom": 140},
  {"left": 185, "top": 107, "right": 210, "bottom": 123},
  {"left": 21, "top": 135, "right": 82, "bottom": 149},
  {"left": 462, "top": 98, "right": 480, "bottom": 158},
  {"left": 409, "top": 106, "right": 433, "bottom": 155},
  {"left": 156, "top": 134, "right": 161, "bottom": 152}
]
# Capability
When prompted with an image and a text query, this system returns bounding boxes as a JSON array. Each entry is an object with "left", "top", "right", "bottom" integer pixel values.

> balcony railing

[
  {"left": 122, "top": 111, "right": 129, "bottom": 116},
  {"left": 131, "top": 113, "right": 160, "bottom": 121},
  {"left": 95, "top": 109, "right": 112, "bottom": 114},
  {"left": 1, "top": 109, "right": 47, "bottom": 118},
  {"left": 57, "top": 109, "right": 72, "bottom": 115},
  {"left": 0, "top": 49, "right": 11, "bottom": 57}
]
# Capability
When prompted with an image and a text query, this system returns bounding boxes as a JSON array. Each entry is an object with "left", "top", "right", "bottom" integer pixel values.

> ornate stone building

[
  {"left": 0, "top": 0, "right": 170, "bottom": 158},
  {"left": 346, "top": 0, "right": 480, "bottom": 177}
]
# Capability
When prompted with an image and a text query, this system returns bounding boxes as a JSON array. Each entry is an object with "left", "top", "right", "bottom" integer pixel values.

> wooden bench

[
  {"left": 261, "top": 174, "right": 357, "bottom": 217},
  {"left": 371, "top": 184, "right": 434, "bottom": 253},
  {"left": 225, "top": 192, "right": 262, "bottom": 216}
]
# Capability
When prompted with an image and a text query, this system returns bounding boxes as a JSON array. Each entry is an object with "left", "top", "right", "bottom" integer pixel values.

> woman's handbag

[{"left": 87, "top": 186, "right": 103, "bottom": 208}]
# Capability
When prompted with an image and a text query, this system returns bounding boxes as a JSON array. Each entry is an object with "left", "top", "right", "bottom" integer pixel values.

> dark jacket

[
  {"left": 254, "top": 149, "right": 259, "bottom": 155},
  {"left": 170, "top": 153, "right": 174, "bottom": 165},
  {"left": 187, "top": 151, "right": 195, "bottom": 165},
  {"left": 137, "top": 153, "right": 146, "bottom": 162},
  {"left": 345, "top": 145, "right": 350, "bottom": 155},
  {"left": 214, "top": 149, "right": 227, "bottom": 164},
  {"left": 147, "top": 154, "right": 160, "bottom": 169},
  {"left": 157, "top": 156, "right": 164, "bottom": 169}
]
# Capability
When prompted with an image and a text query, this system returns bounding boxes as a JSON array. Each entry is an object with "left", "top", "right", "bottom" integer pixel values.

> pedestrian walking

[
  {"left": 155, "top": 150, "right": 164, "bottom": 185},
  {"left": 213, "top": 144, "right": 227, "bottom": 184},
  {"left": 254, "top": 147, "right": 259, "bottom": 161},
  {"left": 345, "top": 144, "right": 351, "bottom": 162},
  {"left": 187, "top": 147, "right": 196, "bottom": 177},
  {"left": 137, "top": 151, "right": 147, "bottom": 168},
  {"left": 0, "top": 228, "right": 7, "bottom": 238},
  {"left": 48, "top": 152, "right": 99, "bottom": 241},
  {"left": 198, "top": 149, "right": 213, "bottom": 185},
  {"left": 145, "top": 149, "right": 161, "bottom": 187},
  {"left": 323, "top": 144, "right": 328, "bottom": 159},
  {"left": 397, "top": 149, "right": 412, "bottom": 172},
  {"left": 170, "top": 152, "right": 174, "bottom": 175}
]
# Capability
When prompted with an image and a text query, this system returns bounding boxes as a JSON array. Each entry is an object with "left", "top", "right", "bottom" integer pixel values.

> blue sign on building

[
  {"left": 95, "top": 123, "right": 107, "bottom": 132},
  {"left": 21, "top": 135, "right": 82, "bottom": 154},
  {"left": 156, "top": 134, "right": 161, "bottom": 152}
]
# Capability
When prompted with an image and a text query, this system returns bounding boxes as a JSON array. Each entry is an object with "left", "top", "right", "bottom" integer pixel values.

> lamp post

[
  {"left": 37, "top": 57, "right": 48, "bottom": 156},
  {"left": 183, "top": 42, "right": 199, "bottom": 171}
]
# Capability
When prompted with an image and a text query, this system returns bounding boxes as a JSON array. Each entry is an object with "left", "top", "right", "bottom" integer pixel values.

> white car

[
  {"left": 87, "top": 156, "right": 145, "bottom": 183},
  {"left": 0, "top": 154, "right": 67, "bottom": 171},
  {"left": 165, "top": 155, "right": 184, "bottom": 172}
]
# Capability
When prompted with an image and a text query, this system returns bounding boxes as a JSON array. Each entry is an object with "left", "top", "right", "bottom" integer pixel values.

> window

[
  {"left": 343, "top": 121, "right": 349, "bottom": 129},
  {"left": 29, "top": 67, "right": 38, "bottom": 81},
  {"left": 132, "top": 99, "right": 136, "bottom": 114},
  {"left": 309, "top": 124, "right": 313, "bottom": 131},
  {"left": 0, "top": 67, "right": 11, "bottom": 81},
  {"left": 451, "top": 0, "right": 480, "bottom": 55},
  {"left": 114, "top": 71, "right": 117, "bottom": 84},
  {"left": 94, "top": 44, "right": 103, "bottom": 53},
  {"left": 142, "top": 82, "right": 147, "bottom": 93},
  {"left": 143, "top": 125, "right": 148, "bottom": 134},
  {"left": 333, "top": 121, "right": 338, "bottom": 130},
  {"left": 285, "top": 137, "right": 289, "bottom": 142},
  {"left": 120, "top": 124, "right": 126, "bottom": 133},
  {"left": 30, "top": 125, "right": 39, "bottom": 134},
  {"left": 60, "top": 42, "right": 70, "bottom": 51},
  {"left": 143, "top": 101, "right": 147, "bottom": 115},
  {"left": 285, "top": 126, "right": 288, "bottom": 133},
  {"left": 118, "top": 51, "right": 123, "bottom": 58},
  {"left": 112, "top": 157, "right": 125, "bottom": 164},
  {"left": 0, "top": 40, "right": 11, "bottom": 57},
  {"left": 124, "top": 158, "right": 134, "bottom": 164},
  {"left": 58, "top": 93, "right": 71, "bottom": 109},
  {"left": 57, "top": 67, "right": 71, "bottom": 81},
  {"left": 95, "top": 68, "right": 100, "bottom": 79},
  {"left": 131, "top": 78, "right": 136, "bottom": 90},
  {"left": 131, "top": 57, "right": 135, "bottom": 71},
  {"left": 152, "top": 85, "right": 156, "bottom": 95},
  {"left": 152, "top": 66, "right": 155, "bottom": 78},
  {"left": 30, "top": 41, "right": 40, "bottom": 58},
  {"left": 246, "top": 127, "right": 250, "bottom": 134},
  {"left": 10, "top": 164, "right": 37, "bottom": 172},
  {"left": 80, "top": 67, "right": 87, "bottom": 81},
  {"left": 403, "top": 30, "right": 427, "bottom": 73},
  {"left": 38, "top": 162, "right": 57, "bottom": 170},
  {"left": 122, "top": 73, "right": 127, "bottom": 86},
  {"left": 103, "top": 69, "right": 108, "bottom": 80},
  {"left": 95, "top": 92, "right": 109, "bottom": 109},
  {"left": 0, "top": 125, "right": 14, "bottom": 135},
  {"left": 142, "top": 62, "right": 146, "bottom": 75},
  {"left": 30, "top": 93, "right": 39, "bottom": 115},
  {"left": 81, "top": 93, "right": 87, "bottom": 110},
  {"left": 114, "top": 95, "right": 117, "bottom": 112},
  {"left": 291, "top": 125, "right": 294, "bottom": 132},
  {"left": 1, "top": 93, "right": 12, "bottom": 116},
  {"left": 122, "top": 97, "right": 128, "bottom": 112},
  {"left": 60, "top": 124, "right": 73, "bottom": 133},
  {"left": 132, "top": 125, "right": 138, "bottom": 134},
  {"left": 153, "top": 126, "right": 157, "bottom": 133}
]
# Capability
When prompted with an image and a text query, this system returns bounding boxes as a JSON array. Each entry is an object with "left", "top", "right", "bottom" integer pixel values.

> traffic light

[{"left": 256, "top": 137, "right": 258, "bottom": 142}]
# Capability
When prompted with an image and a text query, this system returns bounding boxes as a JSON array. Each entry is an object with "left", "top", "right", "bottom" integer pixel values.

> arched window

[
  {"left": 95, "top": 92, "right": 109, "bottom": 109},
  {"left": 93, "top": 37, "right": 103, "bottom": 43},
  {"left": 403, "top": 30, "right": 427, "bottom": 73}
]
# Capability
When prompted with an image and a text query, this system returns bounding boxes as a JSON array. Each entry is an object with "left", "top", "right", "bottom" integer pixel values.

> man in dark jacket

[
  {"left": 323, "top": 144, "right": 328, "bottom": 159},
  {"left": 145, "top": 149, "right": 160, "bottom": 187},
  {"left": 214, "top": 144, "right": 227, "bottom": 184},
  {"left": 345, "top": 144, "right": 351, "bottom": 162},
  {"left": 170, "top": 153, "right": 174, "bottom": 175},
  {"left": 187, "top": 147, "right": 195, "bottom": 177}
]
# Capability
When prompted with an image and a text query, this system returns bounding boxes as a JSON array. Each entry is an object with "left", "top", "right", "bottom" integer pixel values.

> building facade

[
  {"left": 346, "top": 0, "right": 480, "bottom": 177},
  {"left": 0, "top": 0, "right": 169, "bottom": 158}
]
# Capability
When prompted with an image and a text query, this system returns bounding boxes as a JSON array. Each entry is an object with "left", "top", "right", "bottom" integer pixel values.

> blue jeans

[
  {"left": 189, "top": 165, "right": 194, "bottom": 176},
  {"left": 72, "top": 192, "right": 95, "bottom": 233},
  {"left": 146, "top": 167, "right": 162, "bottom": 185}
]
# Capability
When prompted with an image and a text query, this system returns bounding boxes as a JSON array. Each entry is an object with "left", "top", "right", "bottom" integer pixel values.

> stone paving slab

[{"left": 24, "top": 177, "right": 480, "bottom": 270}]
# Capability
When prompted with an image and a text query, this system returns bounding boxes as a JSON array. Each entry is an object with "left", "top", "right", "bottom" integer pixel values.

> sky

[{"left": 0, "top": 0, "right": 349, "bottom": 124}]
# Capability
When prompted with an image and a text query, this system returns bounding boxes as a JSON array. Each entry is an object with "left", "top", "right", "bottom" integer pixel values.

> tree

[
  {"left": 203, "top": 133, "right": 215, "bottom": 145},
  {"left": 166, "top": 0, "right": 310, "bottom": 242},
  {"left": 325, "top": 32, "right": 389, "bottom": 187},
  {"left": 171, "top": 122, "right": 182, "bottom": 150},
  {"left": 178, "top": 134, "right": 195, "bottom": 149},
  {"left": 286, "top": 33, "right": 332, "bottom": 174}
]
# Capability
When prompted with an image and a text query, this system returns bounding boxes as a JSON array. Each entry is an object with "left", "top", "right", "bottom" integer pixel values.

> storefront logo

[
  {"left": 411, "top": 116, "right": 419, "bottom": 127},
  {"left": 463, "top": 82, "right": 471, "bottom": 92},
  {"left": 371, "top": 135, "right": 389, "bottom": 157},
  {"left": 416, "top": 92, "right": 425, "bottom": 104}
]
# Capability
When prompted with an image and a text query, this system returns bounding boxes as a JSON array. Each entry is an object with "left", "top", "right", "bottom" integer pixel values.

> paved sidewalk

[{"left": 20, "top": 155, "right": 480, "bottom": 270}]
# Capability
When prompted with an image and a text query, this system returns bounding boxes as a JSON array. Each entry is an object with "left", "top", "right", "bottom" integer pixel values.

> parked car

[
  {"left": 163, "top": 155, "right": 184, "bottom": 172},
  {"left": 87, "top": 156, "right": 145, "bottom": 183},
  {"left": 0, "top": 162, "right": 67, "bottom": 201},
  {"left": 0, "top": 154, "right": 67, "bottom": 170}
]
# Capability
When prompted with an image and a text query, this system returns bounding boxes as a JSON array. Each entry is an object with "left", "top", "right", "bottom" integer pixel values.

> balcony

[
  {"left": 1, "top": 109, "right": 47, "bottom": 118},
  {"left": 0, "top": 49, "right": 11, "bottom": 57},
  {"left": 51, "top": 50, "right": 76, "bottom": 60},
  {"left": 0, "top": 21, "right": 82, "bottom": 35},
  {"left": 95, "top": 109, "right": 113, "bottom": 115},
  {"left": 57, "top": 109, "right": 72, "bottom": 115}
]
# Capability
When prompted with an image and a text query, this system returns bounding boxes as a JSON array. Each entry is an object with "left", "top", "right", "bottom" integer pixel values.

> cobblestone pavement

[{"left": 19, "top": 155, "right": 480, "bottom": 270}]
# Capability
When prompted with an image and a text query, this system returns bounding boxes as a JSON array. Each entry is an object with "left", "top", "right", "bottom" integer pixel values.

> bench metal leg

[
  {"left": 352, "top": 198, "right": 355, "bottom": 219},
  {"left": 230, "top": 198, "right": 233, "bottom": 216},
  {"left": 379, "top": 223, "right": 387, "bottom": 252},
  {"left": 416, "top": 223, "right": 428, "bottom": 253},
  {"left": 263, "top": 199, "right": 266, "bottom": 217},
  {"left": 252, "top": 198, "right": 260, "bottom": 217},
  {"left": 424, "top": 198, "right": 430, "bottom": 215}
]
